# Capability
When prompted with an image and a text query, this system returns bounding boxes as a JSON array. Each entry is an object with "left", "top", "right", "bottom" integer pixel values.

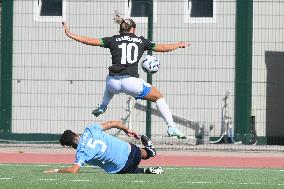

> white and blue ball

[{"left": 141, "top": 55, "right": 160, "bottom": 74}]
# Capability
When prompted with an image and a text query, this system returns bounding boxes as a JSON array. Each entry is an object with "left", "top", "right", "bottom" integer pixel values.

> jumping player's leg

[
  {"left": 92, "top": 75, "right": 121, "bottom": 117},
  {"left": 101, "top": 88, "right": 114, "bottom": 106},
  {"left": 143, "top": 86, "right": 174, "bottom": 127},
  {"left": 121, "top": 77, "right": 185, "bottom": 139},
  {"left": 143, "top": 87, "right": 186, "bottom": 139},
  {"left": 92, "top": 88, "right": 114, "bottom": 117}
]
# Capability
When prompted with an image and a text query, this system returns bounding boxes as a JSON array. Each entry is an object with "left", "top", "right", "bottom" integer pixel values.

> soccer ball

[{"left": 141, "top": 55, "right": 160, "bottom": 74}]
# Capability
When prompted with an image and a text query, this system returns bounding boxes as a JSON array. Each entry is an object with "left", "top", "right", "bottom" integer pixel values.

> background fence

[{"left": 0, "top": 0, "right": 283, "bottom": 151}]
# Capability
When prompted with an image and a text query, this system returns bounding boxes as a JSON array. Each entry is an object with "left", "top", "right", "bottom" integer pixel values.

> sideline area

[{"left": 0, "top": 147, "right": 284, "bottom": 168}]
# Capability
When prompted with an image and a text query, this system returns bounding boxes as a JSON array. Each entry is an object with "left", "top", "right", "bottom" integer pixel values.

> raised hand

[
  {"left": 177, "top": 42, "right": 190, "bottom": 48},
  {"left": 62, "top": 22, "right": 70, "bottom": 35},
  {"left": 127, "top": 130, "right": 140, "bottom": 140}
]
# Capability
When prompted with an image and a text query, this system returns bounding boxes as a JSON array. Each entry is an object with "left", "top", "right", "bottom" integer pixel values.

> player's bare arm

[
  {"left": 44, "top": 164, "right": 80, "bottom": 174},
  {"left": 153, "top": 42, "right": 190, "bottom": 52},
  {"left": 101, "top": 120, "right": 140, "bottom": 139},
  {"left": 62, "top": 22, "right": 102, "bottom": 46}
]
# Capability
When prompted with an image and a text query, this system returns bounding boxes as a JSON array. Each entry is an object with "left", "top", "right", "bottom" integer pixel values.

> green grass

[{"left": 0, "top": 164, "right": 283, "bottom": 189}]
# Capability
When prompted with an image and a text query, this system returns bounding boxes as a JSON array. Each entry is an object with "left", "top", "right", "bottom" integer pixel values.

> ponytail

[
  {"left": 113, "top": 10, "right": 125, "bottom": 25},
  {"left": 113, "top": 10, "right": 136, "bottom": 34}
]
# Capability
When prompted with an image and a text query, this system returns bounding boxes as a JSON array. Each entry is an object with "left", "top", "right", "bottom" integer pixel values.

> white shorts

[{"left": 105, "top": 75, "right": 152, "bottom": 100}]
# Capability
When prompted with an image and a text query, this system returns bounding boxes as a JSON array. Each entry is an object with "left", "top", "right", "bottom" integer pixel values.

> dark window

[
  {"left": 190, "top": 0, "right": 213, "bottom": 18},
  {"left": 129, "top": 0, "right": 149, "bottom": 17},
  {"left": 40, "top": 0, "right": 62, "bottom": 16}
]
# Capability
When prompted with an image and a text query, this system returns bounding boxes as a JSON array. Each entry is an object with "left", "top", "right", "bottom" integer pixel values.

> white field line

[
  {"left": 165, "top": 167, "right": 284, "bottom": 172},
  {"left": 0, "top": 178, "right": 12, "bottom": 180},
  {"left": 71, "top": 180, "right": 90, "bottom": 182},
  {"left": 1, "top": 164, "right": 283, "bottom": 172},
  {"left": 38, "top": 179, "right": 57, "bottom": 181},
  {"left": 1, "top": 164, "right": 284, "bottom": 173},
  {"left": 1, "top": 164, "right": 284, "bottom": 175},
  {"left": 0, "top": 177, "right": 283, "bottom": 186},
  {"left": 37, "top": 179, "right": 90, "bottom": 182},
  {"left": 179, "top": 181, "right": 284, "bottom": 186}
]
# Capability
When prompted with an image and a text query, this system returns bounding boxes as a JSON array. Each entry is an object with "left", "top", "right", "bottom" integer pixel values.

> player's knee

[
  {"left": 142, "top": 147, "right": 156, "bottom": 160},
  {"left": 144, "top": 89, "right": 163, "bottom": 102},
  {"left": 152, "top": 91, "right": 163, "bottom": 102},
  {"left": 155, "top": 93, "right": 163, "bottom": 100}
]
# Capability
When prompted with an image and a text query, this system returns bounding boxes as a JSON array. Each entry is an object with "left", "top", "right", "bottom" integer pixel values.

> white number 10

[{"left": 118, "top": 43, "right": 138, "bottom": 64}]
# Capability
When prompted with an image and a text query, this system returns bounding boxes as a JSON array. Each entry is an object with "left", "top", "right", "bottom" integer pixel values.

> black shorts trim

[{"left": 116, "top": 144, "right": 141, "bottom": 174}]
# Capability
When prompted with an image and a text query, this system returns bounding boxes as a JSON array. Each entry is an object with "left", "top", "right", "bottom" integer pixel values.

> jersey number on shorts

[
  {"left": 87, "top": 139, "right": 107, "bottom": 153},
  {"left": 118, "top": 43, "right": 138, "bottom": 65}
]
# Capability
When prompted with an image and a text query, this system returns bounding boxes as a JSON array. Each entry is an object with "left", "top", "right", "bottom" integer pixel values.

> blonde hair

[{"left": 113, "top": 10, "right": 136, "bottom": 34}]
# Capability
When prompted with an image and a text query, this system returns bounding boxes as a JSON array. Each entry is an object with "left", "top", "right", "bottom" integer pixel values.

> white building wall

[
  {"left": 151, "top": 1, "right": 236, "bottom": 138},
  {"left": 11, "top": 0, "right": 236, "bottom": 140}
]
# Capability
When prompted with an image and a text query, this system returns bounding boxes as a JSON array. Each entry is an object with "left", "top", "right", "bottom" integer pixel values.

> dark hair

[
  {"left": 113, "top": 10, "right": 136, "bottom": 34},
  {"left": 59, "top": 130, "right": 78, "bottom": 149}
]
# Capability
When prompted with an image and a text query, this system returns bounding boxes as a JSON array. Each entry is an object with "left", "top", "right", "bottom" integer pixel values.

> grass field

[{"left": 0, "top": 164, "right": 283, "bottom": 189}]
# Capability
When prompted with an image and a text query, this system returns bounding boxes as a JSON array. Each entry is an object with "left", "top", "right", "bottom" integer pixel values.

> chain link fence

[{"left": 0, "top": 0, "right": 284, "bottom": 151}]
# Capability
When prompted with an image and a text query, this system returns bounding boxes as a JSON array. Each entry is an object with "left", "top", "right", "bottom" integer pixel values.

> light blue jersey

[{"left": 74, "top": 123, "right": 131, "bottom": 173}]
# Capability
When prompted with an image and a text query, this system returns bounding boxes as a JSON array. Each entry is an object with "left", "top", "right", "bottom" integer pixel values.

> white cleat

[
  {"left": 144, "top": 167, "right": 164, "bottom": 174},
  {"left": 167, "top": 126, "right": 186, "bottom": 139}
]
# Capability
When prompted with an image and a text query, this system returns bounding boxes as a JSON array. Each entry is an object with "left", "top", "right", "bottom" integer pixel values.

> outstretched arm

[
  {"left": 44, "top": 164, "right": 80, "bottom": 174},
  {"left": 62, "top": 22, "right": 102, "bottom": 46},
  {"left": 153, "top": 42, "right": 190, "bottom": 52},
  {"left": 101, "top": 120, "right": 140, "bottom": 139}
]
